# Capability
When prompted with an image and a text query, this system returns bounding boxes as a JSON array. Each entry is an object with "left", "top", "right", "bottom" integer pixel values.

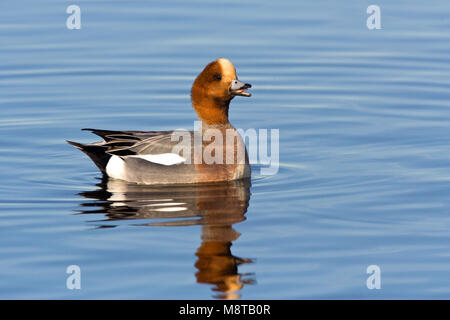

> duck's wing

[
  {"left": 68, "top": 128, "right": 193, "bottom": 174},
  {"left": 82, "top": 128, "right": 187, "bottom": 156}
]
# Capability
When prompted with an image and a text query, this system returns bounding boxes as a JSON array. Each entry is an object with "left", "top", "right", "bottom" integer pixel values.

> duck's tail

[{"left": 66, "top": 140, "right": 111, "bottom": 174}]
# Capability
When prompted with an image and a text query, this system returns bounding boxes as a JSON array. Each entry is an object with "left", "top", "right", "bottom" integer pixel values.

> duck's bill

[
  {"left": 230, "top": 79, "right": 252, "bottom": 97},
  {"left": 233, "top": 88, "right": 251, "bottom": 97}
]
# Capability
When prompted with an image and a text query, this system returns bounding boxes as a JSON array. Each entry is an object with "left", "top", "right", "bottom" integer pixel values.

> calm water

[{"left": 1, "top": 0, "right": 449, "bottom": 299}]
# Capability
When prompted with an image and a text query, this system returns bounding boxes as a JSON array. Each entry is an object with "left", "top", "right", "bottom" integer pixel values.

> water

[{"left": 1, "top": 0, "right": 449, "bottom": 299}]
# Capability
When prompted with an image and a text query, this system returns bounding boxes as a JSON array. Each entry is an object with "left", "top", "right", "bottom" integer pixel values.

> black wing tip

[
  {"left": 66, "top": 139, "right": 110, "bottom": 173},
  {"left": 66, "top": 140, "right": 84, "bottom": 149},
  {"left": 82, "top": 128, "right": 108, "bottom": 134},
  {"left": 81, "top": 128, "right": 123, "bottom": 140}
]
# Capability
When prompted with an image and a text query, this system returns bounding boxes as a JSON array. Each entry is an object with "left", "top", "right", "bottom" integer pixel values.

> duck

[{"left": 67, "top": 58, "right": 252, "bottom": 185}]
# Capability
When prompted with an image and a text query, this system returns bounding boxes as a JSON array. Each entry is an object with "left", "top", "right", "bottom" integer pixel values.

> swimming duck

[{"left": 67, "top": 58, "right": 252, "bottom": 184}]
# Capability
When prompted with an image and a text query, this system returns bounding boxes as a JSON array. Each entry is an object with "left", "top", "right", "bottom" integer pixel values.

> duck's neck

[{"left": 192, "top": 95, "right": 232, "bottom": 126}]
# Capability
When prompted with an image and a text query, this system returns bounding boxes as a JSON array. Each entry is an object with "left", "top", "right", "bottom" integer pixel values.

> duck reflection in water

[{"left": 78, "top": 178, "right": 255, "bottom": 299}]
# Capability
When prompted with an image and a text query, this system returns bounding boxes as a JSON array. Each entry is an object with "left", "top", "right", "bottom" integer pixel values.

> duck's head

[{"left": 191, "top": 58, "right": 251, "bottom": 125}]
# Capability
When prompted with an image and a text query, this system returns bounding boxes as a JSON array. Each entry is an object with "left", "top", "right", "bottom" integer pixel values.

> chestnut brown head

[{"left": 191, "top": 58, "right": 251, "bottom": 125}]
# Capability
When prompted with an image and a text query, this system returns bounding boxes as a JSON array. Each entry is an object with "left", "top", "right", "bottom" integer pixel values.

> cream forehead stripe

[{"left": 217, "top": 58, "right": 236, "bottom": 78}]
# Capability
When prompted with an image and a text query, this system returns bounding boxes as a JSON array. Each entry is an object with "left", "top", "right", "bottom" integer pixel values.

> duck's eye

[{"left": 213, "top": 74, "right": 222, "bottom": 81}]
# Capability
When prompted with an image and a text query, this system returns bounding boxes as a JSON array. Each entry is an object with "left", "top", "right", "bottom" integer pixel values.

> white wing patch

[
  {"left": 106, "top": 153, "right": 185, "bottom": 180},
  {"left": 129, "top": 153, "right": 186, "bottom": 166}
]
